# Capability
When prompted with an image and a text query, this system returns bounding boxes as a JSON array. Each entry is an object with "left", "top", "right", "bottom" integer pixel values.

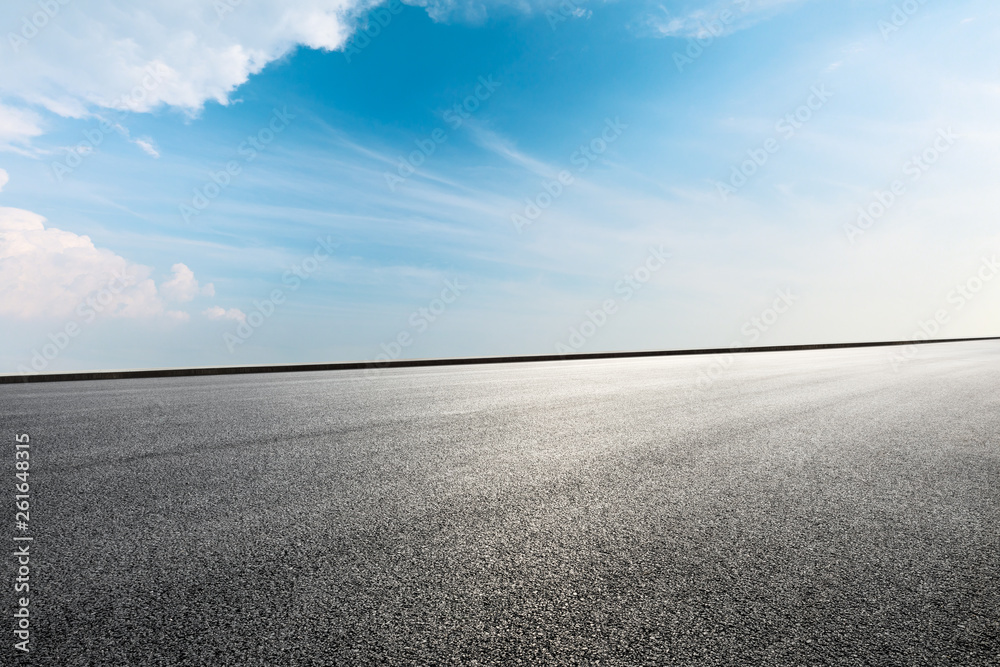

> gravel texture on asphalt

[{"left": 2, "top": 341, "right": 998, "bottom": 666}]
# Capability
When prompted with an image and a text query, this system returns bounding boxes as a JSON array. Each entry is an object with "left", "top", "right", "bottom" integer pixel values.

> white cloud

[
  {"left": 0, "top": 0, "right": 589, "bottom": 154},
  {"left": 0, "top": 0, "right": 579, "bottom": 120},
  {"left": 641, "top": 0, "right": 804, "bottom": 39},
  {"left": 203, "top": 305, "right": 246, "bottom": 322},
  {"left": 133, "top": 137, "right": 160, "bottom": 158},
  {"left": 0, "top": 168, "right": 8, "bottom": 191},
  {"left": 160, "top": 262, "right": 211, "bottom": 302},
  {"left": 0, "top": 102, "right": 44, "bottom": 153},
  {"left": 0, "top": 203, "right": 207, "bottom": 320},
  {"left": 0, "top": 206, "right": 169, "bottom": 319},
  {"left": 0, "top": 0, "right": 363, "bottom": 122}
]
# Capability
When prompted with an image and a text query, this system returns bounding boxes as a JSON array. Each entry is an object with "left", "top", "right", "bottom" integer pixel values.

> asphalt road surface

[{"left": 2, "top": 341, "right": 999, "bottom": 666}]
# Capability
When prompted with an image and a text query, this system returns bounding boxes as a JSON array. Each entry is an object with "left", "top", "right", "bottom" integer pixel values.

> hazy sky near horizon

[{"left": 1, "top": 0, "right": 998, "bottom": 372}]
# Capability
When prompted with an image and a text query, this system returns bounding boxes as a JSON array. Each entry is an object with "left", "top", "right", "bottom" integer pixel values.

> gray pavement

[{"left": 2, "top": 341, "right": 999, "bottom": 665}]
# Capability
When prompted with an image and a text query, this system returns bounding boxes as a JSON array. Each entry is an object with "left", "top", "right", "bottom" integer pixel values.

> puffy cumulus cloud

[
  {"left": 0, "top": 0, "right": 368, "bottom": 122},
  {"left": 0, "top": 206, "right": 195, "bottom": 320},
  {"left": 160, "top": 263, "right": 214, "bottom": 302},
  {"left": 203, "top": 305, "right": 246, "bottom": 322},
  {"left": 0, "top": 0, "right": 576, "bottom": 129},
  {"left": 0, "top": 0, "right": 591, "bottom": 152}
]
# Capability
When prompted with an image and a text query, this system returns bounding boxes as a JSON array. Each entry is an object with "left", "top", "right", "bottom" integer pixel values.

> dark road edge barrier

[{"left": 2, "top": 336, "right": 999, "bottom": 384}]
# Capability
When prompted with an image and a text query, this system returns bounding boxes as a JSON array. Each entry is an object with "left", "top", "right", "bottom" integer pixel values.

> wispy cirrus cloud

[
  {"left": 0, "top": 102, "right": 44, "bottom": 154},
  {"left": 638, "top": 0, "right": 806, "bottom": 39}
]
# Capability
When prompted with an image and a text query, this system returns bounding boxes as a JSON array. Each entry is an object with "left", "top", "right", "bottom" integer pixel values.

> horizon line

[{"left": 2, "top": 336, "right": 998, "bottom": 385}]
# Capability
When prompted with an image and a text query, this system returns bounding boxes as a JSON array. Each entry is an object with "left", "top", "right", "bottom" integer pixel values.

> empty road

[{"left": 2, "top": 341, "right": 998, "bottom": 665}]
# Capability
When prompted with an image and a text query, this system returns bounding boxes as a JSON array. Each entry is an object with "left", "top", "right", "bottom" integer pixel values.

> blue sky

[{"left": 1, "top": 0, "right": 998, "bottom": 372}]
